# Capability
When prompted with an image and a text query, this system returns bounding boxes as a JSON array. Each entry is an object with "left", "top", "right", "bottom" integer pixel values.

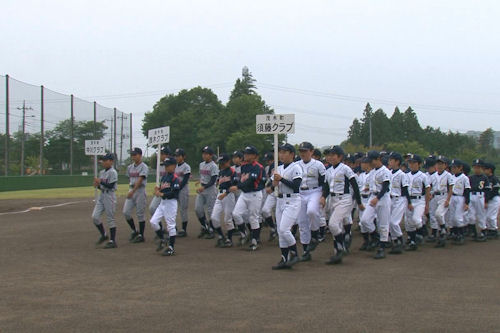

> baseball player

[
  {"left": 261, "top": 152, "right": 278, "bottom": 242},
  {"left": 358, "top": 157, "right": 373, "bottom": 222},
  {"left": 449, "top": 159, "right": 471, "bottom": 244},
  {"left": 210, "top": 154, "right": 237, "bottom": 248},
  {"left": 359, "top": 150, "right": 391, "bottom": 259},
  {"left": 321, "top": 146, "right": 363, "bottom": 264},
  {"left": 151, "top": 157, "right": 180, "bottom": 256},
  {"left": 484, "top": 163, "right": 499, "bottom": 239},
  {"left": 404, "top": 154, "right": 431, "bottom": 251},
  {"left": 387, "top": 152, "right": 409, "bottom": 254},
  {"left": 195, "top": 146, "right": 219, "bottom": 239},
  {"left": 271, "top": 143, "right": 303, "bottom": 270},
  {"left": 423, "top": 156, "right": 437, "bottom": 241},
  {"left": 297, "top": 142, "right": 326, "bottom": 261},
  {"left": 229, "top": 145, "right": 264, "bottom": 251},
  {"left": 318, "top": 148, "right": 333, "bottom": 241},
  {"left": 92, "top": 153, "right": 118, "bottom": 249},
  {"left": 466, "top": 159, "right": 489, "bottom": 241},
  {"left": 231, "top": 151, "right": 243, "bottom": 200},
  {"left": 123, "top": 147, "right": 149, "bottom": 243},
  {"left": 174, "top": 148, "right": 191, "bottom": 237},
  {"left": 433, "top": 156, "right": 455, "bottom": 248}
]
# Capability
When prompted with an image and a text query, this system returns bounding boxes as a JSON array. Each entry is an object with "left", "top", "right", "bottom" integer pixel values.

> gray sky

[{"left": 2, "top": 0, "right": 500, "bottom": 151}]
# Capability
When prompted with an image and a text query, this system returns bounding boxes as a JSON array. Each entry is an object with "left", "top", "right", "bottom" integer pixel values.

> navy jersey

[
  {"left": 159, "top": 172, "right": 180, "bottom": 200},
  {"left": 218, "top": 167, "right": 237, "bottom": 192},
  {"left": 237, "top": 161, "right": 264, "bottom": 193},
  {"left": 469, "top": 174, "right": 489, "bottom": 193},
  {"left": 486, "top": 175, "right": 500, "bottom": 201}
]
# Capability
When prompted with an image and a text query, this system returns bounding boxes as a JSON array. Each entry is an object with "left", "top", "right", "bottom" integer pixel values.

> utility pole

[
  {"left": 117, "top": 113, "right": 126, "bottom": 166},
  {"left": 369, "top": 114, "right": 373, "bottom": 148},
  {"left": 17, "top": 100, "right": 33, "bottom": 176}
]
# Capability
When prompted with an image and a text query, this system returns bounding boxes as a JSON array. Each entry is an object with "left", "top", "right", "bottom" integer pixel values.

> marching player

[
  {"left": 230, "top": 146, "right": 264, "bottom": 251},
  {"left": 467, "top": 159, "right": 489, "bottom": 241},
  {"left": 123, "top": 148, "right": 149, "bottom": 243},
  {"left": 271, "top": 144, "right": 303, "bottom": 270},
  {"left": 484, "top": 163, "right": 499, "bottom": 239},
  {"left": 433, "top": 156, "right": 455, "bottom": 248},
  {"left": 174, "top": 148, "right": 191, "bottom": 237},
  {"left": 210, "top": 154, "right": 237, "bottom": 247},
  {"left": 195, "top": 146, "right": 219, "bottom": 239},
  {"left": 297, "top": 142, "right": 326, "bottom": 261},
  {"left": 449, "top": 159, "right": 471, "bottom": 244},
  {"left": 320, "top": 146, "right": 363, "bottom": 264},
  {"left": 261, "top": 153, "right": 278, "bottom": 242},
  {"left": 92, "top": 153, "right": 118, "bottom": 249},
  {"left": 387, "top": 152, "right": 409, "bottom": 254}
]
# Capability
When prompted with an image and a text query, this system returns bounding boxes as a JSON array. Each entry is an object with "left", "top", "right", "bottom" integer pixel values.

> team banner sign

[
  {"left": 256, "top": 114, "right": 295, "bottom": 134},
  {"left": 148, "top": 126, "right": 170, "bottom": 145},
  {"left": 84, "top": 140, "right": 106, "bottom": 156}
]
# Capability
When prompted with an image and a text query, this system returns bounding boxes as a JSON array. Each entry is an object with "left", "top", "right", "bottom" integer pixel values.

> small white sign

[
  {"left": 256, "top": 114, "right": 295, "bottom": 134},
  {"left": 148, "top": 126, "right": 170, "bottom": 145},
  {"left": 84, "top": 140, "right": 106, "bottom": 156}
]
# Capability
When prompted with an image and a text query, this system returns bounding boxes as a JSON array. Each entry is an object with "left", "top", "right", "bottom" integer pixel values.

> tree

[
  {"left": 229, "top": 66, "right": 257, "bottom": 100},
  {"left": 479, "top": 128, "right": 495, "bottom": 153}
]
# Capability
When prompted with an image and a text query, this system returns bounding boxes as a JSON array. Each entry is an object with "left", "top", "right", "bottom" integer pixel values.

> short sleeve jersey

[
  {"left": 273, "top": 162, "right": 303, "bottom": 195},
  {"left": 407, "top": 170, "right": 430, "bottom": 196},
  {"left": 127, "top": 162, "right": 148, "bottom": 187},
  {"left": 175, "top": 162, "right": 191, "bottom": 184},
  {"left": 297, "top": 159, "right": 326, "bottom": 190},
  {"left": 325, "top": 163, "right": 355, "bottom": 194},
  {"left": 99, "top": 167, "right": 118, "bottom": 191},
  {"left": 199, "top": 161, "right": 219, "bottom": 185},
  {"left": 390, "top": 169, "right": 409, "bottom": 197}
]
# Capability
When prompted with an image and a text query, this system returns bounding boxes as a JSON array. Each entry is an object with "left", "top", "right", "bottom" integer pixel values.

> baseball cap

[
  {"left": 217, "top": 153, "right": 230, "bottom": 163},
  {"left": 463, "top": 162, "right": 471, "bottom": 174},
  {"left": 101, "top": 153, "right": 114, "bottom": 161},
  {"left": 313, "top": 149, "right": 322, "bottom": 158},
  {"left": 263, "top": 152, "right": 274, "bottom": 161},
  {"left": 174, "top": 148, "right": 186, "bottom": 156},
  {"left": 483, "top": 162, "right": 496, "bottom": 172},
  {"left": 389, "top": 152, "right": 403, "bottom": 163},
  {"left": 472, "top": 158, "right": 485, "bottom": 167},
  {"left": 424, "top": 156, "right": 436, "bottom": 168},
  {"left": 407, "top": 154, "right": 423, "bottom": 164},
  {"left": 327, "top": 145, "right": 344, "bottom": 156},
  {"left": 201, "top": 146, "right": 215, "bottom": 154},
  {"left": 450, "top": 159, "right": 463, "bottom": 167},
  {"left": 344, "top": 153, "right": 355, "bottom": 164},
  {"left": 243, "top": 146, "right": 258, "bottom": 155},
  {"left": 381, "top": 155, "right": 389, "bottom": 166},
  {"left": 161, "top": 146, "right": 171, "bottom": 155},
  {"left": 361, "top": 156, "right": 372, "bottom": 163},
  {"left": 279, "top": 143, "right": 295, "bottom": 153},
  {"left": 130, "top": 147, "right": 142, "bottom": 155},
  {"left": 161, "top": 157, "right": 177, "bottom": 166},
  {"left": 367, "top": 150, "right": 380, "bottom": 160},
  {"left": 436, "top": 155, "right": 449, "bottom": 164},
  {"left": 232, "top": 150, "right": 243, "bottom": 159},
  {"left": 298, "top": 141, "right": 314, "bottom": 151}
]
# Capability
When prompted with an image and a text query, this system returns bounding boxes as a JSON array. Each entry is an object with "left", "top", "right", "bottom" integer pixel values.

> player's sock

[
  {"left": 469, "top": 224, "right": 477, "bottom": 237},
  {"left": 397, "top": 236, "right": 404, "bottom": 244},
  {"left": 198, "top": 216, "right": 207, "bottom": 229},
  {"left": 182, "top": 221, "right": 188, "bottom": 231},
  {"left": 431, "top": 228, "right": 437, "bottom": 237},
  {"left": 291, "top": 224, "right": 298, "bottom": 236},
  {"left": 215, "top": 227, "right": 224, "bottom": 238},
  {"left": 237, "top": 224, "right": 246, "bottom": 237},
  {"left": 280, "top": 247, "right": 289, "bottom": 261},
  {"left": 95, "top": 223, "right": 105, "bottom": 236},
  {"left": 208, "top": 220, "right": 215, "bottom": 232},
  {"left": 344, "top": 223, "right": 352, "bottom": 235},
  {"left": 169, "top": 235, "right": 176, "bottom": 248},
  {"left": 139, "top": 221, "right": 145, "bottom": 236},
  {"left": 409, "top": 231, "right": 417, "bottom": 242},
  {"left": 227, "top": 229, "right": 234, "bottom": 241},
  {"left": 289, "top": 244, "right": 298, "bottom": 255},
  {"left": 319, "top": 226, "right": 325, "bottom": 237},
  {"left": 126, "top": 218, "right": 136, "bottom": 232},
  {"left": 110, "top": 227, "right": 116, "bottom": 242},
  {"left": 333, "top": 234, "right": 344, "bottom": 251},
  {"left": 155, "top": 229, "right": 164, "bottom": 240},
  {"left": 362, "top": 232, "right": 369, "bottom": 242},
  {"left": 265, "top": 216, "right": 275, "bottom": 229},
  {"left": 311, "top": 229, "right": 319, "bottom": 241},
  {"left": 302, "top": 243, "right": 309, "bottom": 253},
  {"left": 252, "top": 228, "right": 261, "bottom": 242}
]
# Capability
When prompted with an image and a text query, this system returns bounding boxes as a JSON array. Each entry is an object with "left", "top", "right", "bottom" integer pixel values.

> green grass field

[{"left": 0, "top": 182, "right": 199, "bottom": 200}]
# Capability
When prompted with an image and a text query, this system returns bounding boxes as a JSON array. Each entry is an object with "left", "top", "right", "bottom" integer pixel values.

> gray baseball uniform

[
  {"left": 123, "top": 161, "right": 148, "bottom": 221},
  {"left": 92, "top": 167, "right": 118, "bottom": 228},
  {"left": 175, "top": 161, "right": 191, "bottom": 222},
  {"left": 195, "top": 160, "right": 219, "bottom": 220}
]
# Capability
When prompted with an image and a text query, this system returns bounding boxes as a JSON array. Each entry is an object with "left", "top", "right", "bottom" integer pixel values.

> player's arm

[
  {"left": 349, "top": 177, "right": 362, "bottom": 205},
  {"left": 424, "top": 186, "right": 431, "bottom": 214},
  {"left": 376, "top": 181, "right": 390, "bottom": 200},
  {"left": 179, "top": 172, "right": 190, "bottom": 190},
  {"left": 279, "top": 177, "right": 302, "bottom": 192},
  {"left": 402, "top": 185, "right": 411, "bottom": 205}
]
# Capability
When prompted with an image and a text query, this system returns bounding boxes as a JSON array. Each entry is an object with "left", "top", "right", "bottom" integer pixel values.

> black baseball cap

[
  {"left": 217, "top": 153, "right": 230, "bottom": 163},
  {"left": 450, "top": 159, "right": 463, "bottom": 167},
  {"left": 463, "top": 162, "right": 471, "bottom": 174},
  {"left": 244, "top": 146, "right": 258, "bottom": 155},
  {"left": 161, "top": 157, "right": 177, "bottom": 166},
  {"left": 298, "top": 141, "right": 314, "bottom": 151},
  {"left": 102, "top": 153, "right": 114, "bottom": 161},
  {"left": 389, "top": 152, "right": 403, "bottom": 163},
  {"left": 174, "top": 148, "right": 186, "bottom": 156},
  {"left": 313, "top": 149, "right": 322, "bottom": 158},
  {"left": 407, "top": 154, "right": 423, "bottom": 164},
  {"left": 232, "top": 150, "right": 243, "bottom": 159},
  {"left": 367, "top": 150, "right": 380, "bottom": 160},
  {"left": 472, "top": 159, "right": 484, "bottom": 167},
  {"left": 264, "top": 152, "right": 274, "bottom": 161},
  {"left": 327, "top": 145, "right": 344, "bottom": 156},
  {"left": 279, "top": 143, "right": 295, "bottom": 153},
  {"left": 161, "top": 147, "right": 171, "bottom": 155},
  {"left": 483, "top": 162, "right": 496, "bottom": 172},
  {"left": 361, "top": 156, "right": 371, "bottom": 163},
  {"left": 130, "top": 147, "right": 142, "bottom": 155},
  {"left": 424, "top": 156, "right": 436, "bottom": 168},
  {"left": 344, "top": 153, "right": 355, "bottom": 164},
  {"left": 382, "top": 155, "right": 389, "bottom": 166},
  {"left": 201, "top": 146, "right": 215, "bottom": 154},
  {"left": 436, "top": 155, "right": 449, "bottom": 164}
]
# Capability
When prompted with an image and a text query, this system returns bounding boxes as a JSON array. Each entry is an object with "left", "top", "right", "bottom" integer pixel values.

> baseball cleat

[
  {"left": 248, "top": 240, "right": 259, "bottom": 251},
  {"left": 96, "top": 234, "right": 109, "bottom": 245},
  {"left": 215, "top": 238, "right": 225, "bottom": 248},
  {"left": 239, "top": 234, "right": 248, "bottom": 247},
  {"left": 205, "top": 231, "right": 215, "bottom": 239},
  {"left": 325, "top": 250, "right": 343, "bottom": 265},
  {"left": 223, "top": 239, "right": 233, "bottom": 248},
  {"left": 415, "top": 234, "right": 424, "bottom": 245},
  {"left": 103, "top": 241, "right": 117, "bottom": 249},
  {"left": 405, "top": 241, "right": 418, "bottom": 251},
  {"left": 286, "top": 252, "right": 299, "bottom": 267},
  {"left": 374, "top": 248, "right": 385, "bottom": 259},
  {"left": 131, "top": 234, "right": 145, "bottom": 243},
  {"left": 129, "top": 231, "right": 139, "bottom": 241},
  {"left": 272, "top": 258, "right": 291, "bottom": 270},
  {"left": 162, "top": 246, "right": 175, "bottom": 256},
  {"left": 308, "top": 239, "right": 319, "bottom": 252},
  {"left": 156, "top": 240, "right": 166, "bottom": 252},
  {"left": 197, "top": 228, "right": 208, "bottom": 238},
  {"left": 426, "top": 235, "right": 437, "bottom": 243},
  {"left": 268, "top": 230, "right": 278, "bottom": 242},
  {"left": 177, "top": 230, "right": 187, "bottom": 238},
  {"left": 300, "top": 251, "right": 311, "bottom": 262},
  {"left": 359, "top": 241, "right": 370, "bottom": 251}
]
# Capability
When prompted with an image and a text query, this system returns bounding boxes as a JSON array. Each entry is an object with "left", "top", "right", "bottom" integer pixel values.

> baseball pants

[
  {"left": 149, "top": 196, "right": 161, "bottom": 216},
  {"left": 449, "top": 195, "right": 466, "bottom": 228},
  {"left": 195, "top": 186, "right": 217, "bottom": 220},
  {"left": 405, "top": 198, "right": 426, "bottom": 232},
  {"left": 429, "top": 196, "right": 438, "bottom": 230},
  {"left": 276, "top": 196, "right": 301, "bottom": 248},
  {"left": 150, "top": 198, "right": 177, "bottom": 237},
  {"left": 262, "top": 194, "right": 277, "bottom": 219},
  {"left": 486, "top": 196, "right": 500, "bottom": 230},
  {"left": 177, "top": 186, "right": 189, "bottom": 222},
  {"left": 233, "top": 191, "right": 263, "bottom": 229},
  {"left": 434, "top": 194, "right": 449, "bottom": 227},
  {"left": 210, "top": 192, "right": 236, "bottom": 230},
  {"left": 468, "top": 193, "right": 487, "bottom": 230},
  {"left": 298, "top": 189, "right": 322, "bottom": 245},
  {"left": 123, "top": 187, "right": 147, "bottom": 221},
  {"left": 327, "top": 194, "right": 353, "bottom": 237},
  {"left": 389, "top": 196, "right": 406, "bottom": 240},
  {"left": 92, "top": 191, "right": 116, "bottom": 228},
  {"left": 360, "top": 194, "right": 391, "bottom": 242}
]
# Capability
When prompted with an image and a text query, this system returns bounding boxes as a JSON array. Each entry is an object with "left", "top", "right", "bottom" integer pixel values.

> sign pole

[
  {"left": 273, "top": 133, "right": 279, "bottom": 195},
  {"left": 156, "top": 144, "right": 161, "bottom": 186},
  {"left": 94, "top": 154, "right": 98, "bottom": 201}
]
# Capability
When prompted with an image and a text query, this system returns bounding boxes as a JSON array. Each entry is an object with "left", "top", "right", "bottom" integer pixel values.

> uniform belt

[
  {"left": 434, "top": 191, "right": 443, "bottom": 195},
  {"left": 471, "top": 191, "right": 484, "bottom": 195},
  {"left": 330, "top": 192, "right": 349, "bottom": 197},
  {"left": 410, "top": 195, "right": 423, "bottom": 200},
  {"left": 390, "top": 195, "right": 400, "bottom": 199},
  {"left": 361, "top": 194, "right": 369, "bottom": 198},
  {"left": 278, "top": 193, "right": 299, "bottom": 198},
  {"left": 300, "top": 186, "right": 319, "bottom": 190},
  {"left": 100, "top": 189, "right": 114, "bottom": 193},
  {"left": 452, "top": 193, "right": 463, "bottom": 196}
]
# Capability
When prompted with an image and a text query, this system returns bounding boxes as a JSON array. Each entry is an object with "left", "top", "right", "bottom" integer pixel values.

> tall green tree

[{"left": 479, "top": 128, "right": 495, "bottom": 153}]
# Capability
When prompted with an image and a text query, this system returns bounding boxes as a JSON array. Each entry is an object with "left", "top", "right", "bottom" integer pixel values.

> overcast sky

[{"left": 2, "top": 0, "right": 500, "bottom": 151}]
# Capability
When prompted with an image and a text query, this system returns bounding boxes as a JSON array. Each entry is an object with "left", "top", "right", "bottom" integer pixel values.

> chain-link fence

[{"left": 0, "top": 74, "right": 133, "bottom": 176}]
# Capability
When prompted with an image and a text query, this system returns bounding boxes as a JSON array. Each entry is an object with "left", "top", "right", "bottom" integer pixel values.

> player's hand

[
  {"left": 196, "top": 186, "right": 204, "bottom": 194},
  {"left": 265, "top": 187, "right": 273, "bottom": 194},
  {"left": 218, "top": 193, "right": 226, "bottom": 200},
  {"left": 358, "top": 204, "right": 365, "bottom": 211},
  {"left": 229, "top": 186, "right": 238, "bottom": 193},
  {"left": 464, "top": 204, "right": 469, "bottom": 211},
  {"left": 273, "top": 173, "right": 282, "bottom": 181},
  {"left": 320, "top": 196, "right": 326, "bottom": 208},
  {"left": 93, "top": 178, "right": 100, "bottom": 187},
  {"left": 408, "top": 204, "right": 414, "bottom": 211},
  {"left": 424, "top": 205, "right": 429, "bottom": 215},
  {"left": 444, "top": 200, "right": 450, "bottom": 208},
  {"left": 127, "top": 191, "right": 134, "bottom": 199},
  {"left": 369, "top": 197, "right": 378, "bottom": 207}
]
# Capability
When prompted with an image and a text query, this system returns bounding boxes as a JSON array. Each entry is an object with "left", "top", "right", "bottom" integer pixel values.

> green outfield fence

[{"left": 0, "top": 175, "right": 130, "bottom": 192}]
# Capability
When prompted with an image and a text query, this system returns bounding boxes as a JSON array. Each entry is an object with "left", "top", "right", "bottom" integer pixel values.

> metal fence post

[
  {"left": 40, "top": 85, "right": 44, "bottom": 175},
  {"left": 129, "top": 113, "right": 133, "bottom": 153},
  {"left": 5, "top": 74, "right": 9, "bottom": 176},
  {"left": 70, "top": 94, "right": 74, "bottom": 175},
  {"left": 93, "top": 101, "right": 97, "bottom": 139},
  {"left": 113, "top": 108, "right": 117, "bottom": 160}
]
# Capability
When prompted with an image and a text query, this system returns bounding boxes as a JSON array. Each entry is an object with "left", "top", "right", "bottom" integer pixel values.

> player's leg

[
  {"left": 388, "top": 197, "right": 405, "bottom": 254},
  {"left": 122, "top": 196, "right": 138, "bottom": 241},
  {"left": 262, "top": 194, "right": 277, "bottom": 241},
  {"left": 194, "top": 193, "right": 209, "bottom": 237},
  {"left": 374, "top": 196, "right": 390, "bottom": 259},
  {"left": 149, "top": 196, "right": 161, "bottom": 217},
  {"left": 326, "top": 196, "right": 351, "bottom": 264},
  {"left": 308, "top": 191, "right": 322, "bottom": 247},
  {"left": 132, "top": 189, "right": 147, "bottom": 243},
  {"left": 342, "top": 200, "right": 354, "bottom": 253},
  {"left": 178, "top": 187, "right": 189, "bottom": 236},
  {"left": 466, "top": 195, "right": 478, "bottom": 238},
  {"left": 92, "top": 195, "right": 108, "bottom": 244},
  {"left": 161, "top": 199, "right": 178, "bottom": 256},
  {"left": 247, "top": 191, "right": 263, "bottom": 250},
  {"left": 427, "top": 197, "right": 439, "bottom": 242},
  {"left": 221, "top": 193, "right": 236, "bottom": 247},
  {"left": 150, "top": 200, "right": 167, "bottom": 251},
  {"left": 359, "top": 198, "right": 377, "bottom": 251},
  {"left": 277, "top": 199, "right": 300, "bottom": 264},
  {"left": 232, "top": 193, "right": 249, "bottom": 244},
  {"left": 297, "top": 194, "right": 311, "bottom": 260},
  {"left": 205, "top": 187, "right": 218, "bottom": 238},
  {"left": 486, "top": 197, "right": 499, "bottom": 238},
  {"left": 210, "top": 197, "right": 225, "bottom": 246},
  {"left": 103, "top": 193, "right": 117, "bottom": 245}
]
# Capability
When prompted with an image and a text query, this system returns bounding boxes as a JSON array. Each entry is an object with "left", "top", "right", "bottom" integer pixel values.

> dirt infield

[{"left": 1, "top": 197, "right": 499, "bottom": 333}]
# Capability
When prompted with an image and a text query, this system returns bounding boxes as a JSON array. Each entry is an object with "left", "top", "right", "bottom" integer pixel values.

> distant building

[{"left": 465, "top": 130, "right": 500, "bottom": 149}]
